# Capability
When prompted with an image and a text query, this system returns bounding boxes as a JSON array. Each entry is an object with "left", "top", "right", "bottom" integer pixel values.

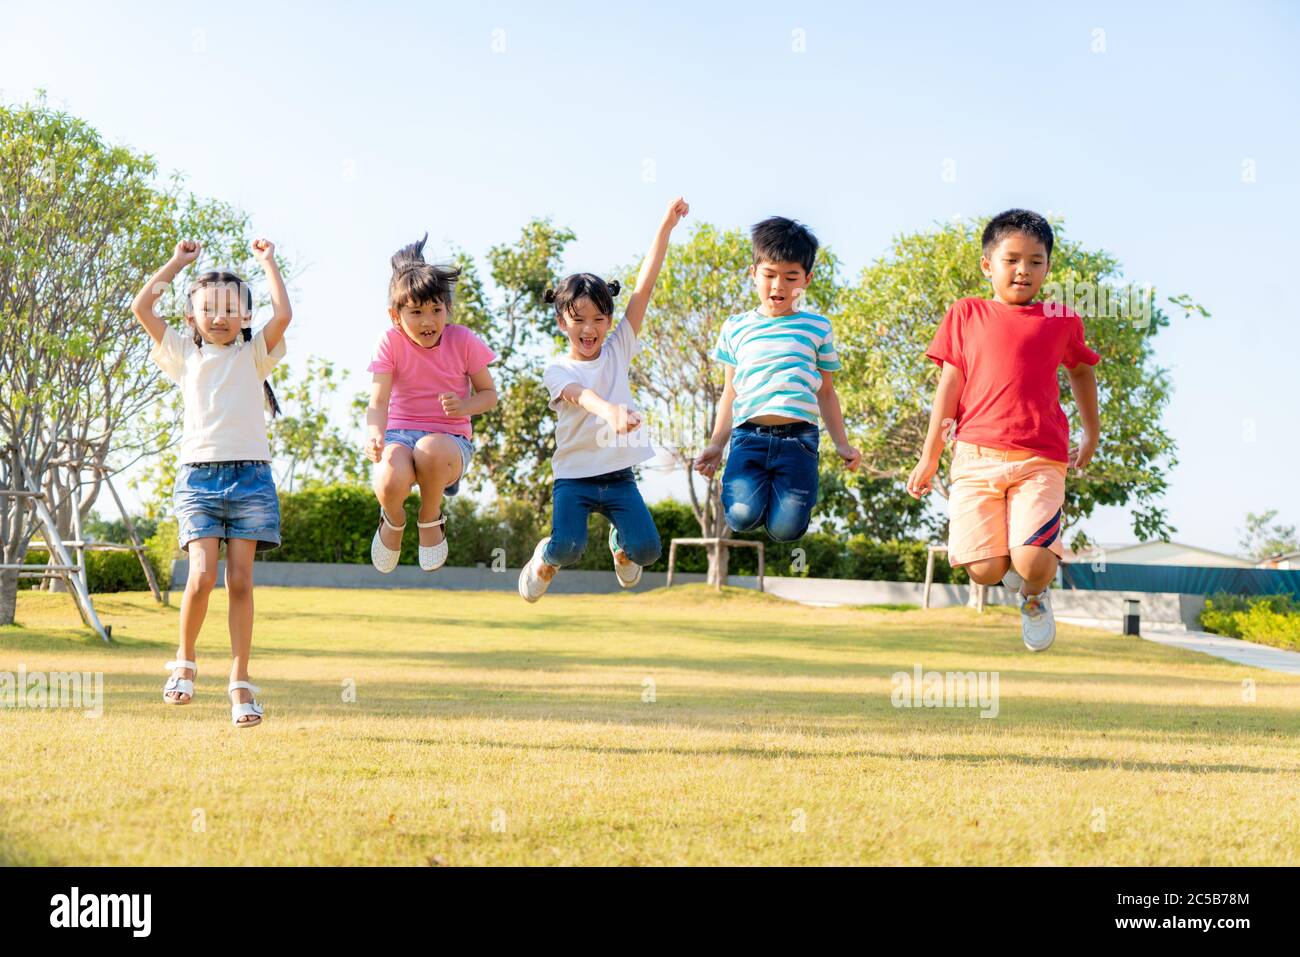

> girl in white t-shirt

[
  {"left": 519, "top": 197, "right": 689, "bottom": 602},
  {"left": 132, "top": 239, "right": 292, "bottom": 728}
]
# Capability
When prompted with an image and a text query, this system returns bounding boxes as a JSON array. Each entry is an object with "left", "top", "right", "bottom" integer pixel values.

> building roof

[{"left": 1066, "top": 541, "right": 1253, "bottom": 568}]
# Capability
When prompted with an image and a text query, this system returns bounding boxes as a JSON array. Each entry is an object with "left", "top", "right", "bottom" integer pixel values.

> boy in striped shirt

[{"left": 694, "top": 217, "right": 861, "bottom": 541}]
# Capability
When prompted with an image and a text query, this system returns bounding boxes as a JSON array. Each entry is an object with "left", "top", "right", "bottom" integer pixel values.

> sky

[{"left": 2, "top": 0, "right": 1298, "bottom": 555}]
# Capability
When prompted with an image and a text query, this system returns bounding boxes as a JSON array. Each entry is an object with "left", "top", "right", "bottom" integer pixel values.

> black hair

[
  {"left": 187, "top": 271, "right": 281, "bottom": 417},
  {"left": 981, "top": 208, "right": 1054, "bottom": 258},
  {"left": 544, "top": 273, "right": 621, "bottom": 321},
  {"left": 389, "top": 233, "right": 461, "bottom": 311},
  {"left": 751, "top": 216, "right": 818, "bottom": 273}
]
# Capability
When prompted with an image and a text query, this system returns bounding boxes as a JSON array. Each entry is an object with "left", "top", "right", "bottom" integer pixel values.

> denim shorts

[
  {"left": 383, "top": 429, "right": 474, "bottom": 497},
  {"left": 173, "top": 461, "right": 281, "bottom": 552}
]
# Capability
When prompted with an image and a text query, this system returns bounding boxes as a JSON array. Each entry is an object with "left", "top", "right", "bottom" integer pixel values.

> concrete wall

[{"left": 169, "top": 561, "right": 1205, "bottom": 627}]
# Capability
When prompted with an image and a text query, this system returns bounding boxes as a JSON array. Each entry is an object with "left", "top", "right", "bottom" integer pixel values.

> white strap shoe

[
  {"left": 371, "top": 507, "right": 405, "bottom": 573},
  {"left": 162, "top": 659, "right": 197, "bottom": 705},
  {"left": 228, "top": 680, "right": 264, "bottom": 728},
  {"left": 417, "top": 515, "right": 448, "bottom": 571}
]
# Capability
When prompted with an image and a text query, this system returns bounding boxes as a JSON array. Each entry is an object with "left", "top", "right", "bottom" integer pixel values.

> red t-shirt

[{"left": 925, "top": 297, "right": 1100, "bottom": 462}]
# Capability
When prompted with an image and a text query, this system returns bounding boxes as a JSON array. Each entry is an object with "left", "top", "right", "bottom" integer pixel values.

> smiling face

[
  {"left": 557, "top": 296, "right": 611, "bottom": 361},
  {"left": 981, "top": 232, "right": 1050, "bottom": 305},
  {"left": 750, "top": 259, "right": 811, "bottom": 317},
  {"left": 390, "top": 299, "right": 448, "bottom": 348},
  {"left": 187, "top": 282, "right": 249, "bottom": 345}
]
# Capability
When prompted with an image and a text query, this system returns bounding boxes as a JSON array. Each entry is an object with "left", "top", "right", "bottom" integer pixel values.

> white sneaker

[
  {"left": 371, "top": 507, "right": 404, "bottom": 574},
  {"left": 1001, "top": 568, "right": 1024, "bottom": 593},
  {"left": 608, "top": 526, "right": 642, "bottom": 588},
  {"left": 518, "top": 537, "right": 556, "bottom": 603},
  {"left": 1019, "top": 588, "right": 1056, "bottom": 652}
]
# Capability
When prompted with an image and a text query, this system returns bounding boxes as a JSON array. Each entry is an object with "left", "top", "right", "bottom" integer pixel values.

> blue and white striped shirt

[{"left": 711, "top": 310, "right": 841, "bottom": 424}]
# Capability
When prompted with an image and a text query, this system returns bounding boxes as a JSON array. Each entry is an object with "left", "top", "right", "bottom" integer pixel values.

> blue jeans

[
  {"left": 543, "top": 468, "right": 662, "bottom": 568},
  {"left": 174, "top": 461, "right": 281, "bottom": 551},
  {"left": 383, "top": 429, "right": 474, "bottom": 497},
  {"left": 721, "top": 421, "right": 820, "bottom": 542}
]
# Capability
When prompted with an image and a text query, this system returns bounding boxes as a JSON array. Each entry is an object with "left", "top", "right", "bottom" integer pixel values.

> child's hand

[
  {"left": 364, "top": 435, "right": 384, "bottom": 463},
  {"left": 172, "top": 240, "right": 200, "bottom": 266},
  {"left": 440, "top": 392, "right": 465, "bottom": 417},
  {"left": 608, "top": 404, "right": 642, "bottom": 434},
  {"left": 906, "top": 455, "right": 939, "bottom": 499},
  {"left": 251, "top": 238, "right": 276, "bottom": 264},
  {"left": 694, "top": 443, "right": 723, "bottom": 478},
  {"left": 837, "top": 442, "right": 862, "bottom": 472},
  {"left": 1069, "top": 435, "right": 1097, "bottom": 472},
  {"left": 664, "top": 196, "right": 689, "bottom": 229}
]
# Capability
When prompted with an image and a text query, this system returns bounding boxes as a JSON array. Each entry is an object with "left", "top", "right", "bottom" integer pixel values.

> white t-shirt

[
  {"left": 542, "top": 318, "right": 654, "bottom": 479},
  {"left": 150, "top": 324, "right": 286, "bottom": 463}
]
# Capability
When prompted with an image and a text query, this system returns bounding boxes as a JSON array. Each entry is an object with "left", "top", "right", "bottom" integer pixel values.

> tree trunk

[
  {"left": 706, "top": 540, "right": 730, "bottom": 588},
  {"left": 704, "top": 487, "right": 730, "bottom": 588},
  {"left": 0, "top": 569, "right": 17, "bottom": 626}
]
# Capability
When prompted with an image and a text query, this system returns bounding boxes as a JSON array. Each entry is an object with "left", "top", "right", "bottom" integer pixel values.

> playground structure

[
  {"left": 665, "top": 537, "right": 765, "bottom": 592},
  {"left": 1, "top": 443, "right": 162, "bottom": 641}
]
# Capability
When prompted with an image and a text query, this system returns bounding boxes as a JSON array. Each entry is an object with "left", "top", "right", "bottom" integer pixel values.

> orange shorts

[{"left": 945, "top": 441, "right": 1068, "bottom": 567}]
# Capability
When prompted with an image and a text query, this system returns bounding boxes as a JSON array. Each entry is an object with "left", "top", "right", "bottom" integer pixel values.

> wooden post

[{"left": 103, "top": 468, "right": 164, "bottom": 604}]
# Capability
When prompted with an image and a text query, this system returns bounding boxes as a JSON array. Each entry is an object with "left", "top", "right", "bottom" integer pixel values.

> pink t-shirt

[{"left": 367, "top": 324, "right": 497, "bottom": 437}]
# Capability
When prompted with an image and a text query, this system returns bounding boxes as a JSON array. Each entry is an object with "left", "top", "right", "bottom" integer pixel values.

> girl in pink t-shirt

[{"left": 364, "top": 234, "right": 498, "bottom": 573}]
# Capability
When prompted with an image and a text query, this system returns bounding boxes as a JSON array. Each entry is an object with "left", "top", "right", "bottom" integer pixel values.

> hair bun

[
  {"left": 543, "top": 288, "right": 557, "bottom": 303},
  {"left": 607, "top": 280, "right": 621, "bottom": 296}
]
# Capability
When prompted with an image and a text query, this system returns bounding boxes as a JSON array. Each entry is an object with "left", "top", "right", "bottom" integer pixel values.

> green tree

[
  {"left": 0, "top": 97, "right": 255, "bottom": 622},
  {"left": 268, "top": 356, "right": 369, "bottom": 492},
  {"left": 834, "top": 217, "right": 1188, "bottom": 552},
  {"left": 453, "top": 219, "right": 576, "bottom": 514},
  {"left": 1239, "top": 509, "right": 1299, "bottom": 563}
]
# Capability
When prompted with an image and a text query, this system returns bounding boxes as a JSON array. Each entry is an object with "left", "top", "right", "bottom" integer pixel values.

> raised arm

[
  {"left": 623, "top": 196, "right": 689, "bottom": 336},
  {"left": 252, "top": 239, "right": 293, "bottom": 352},
  {"left": 131, "top": 240, "right": 200, "bottom": 345}
]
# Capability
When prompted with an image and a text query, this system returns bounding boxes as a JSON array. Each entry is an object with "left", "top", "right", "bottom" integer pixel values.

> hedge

[
  {"left": 1199, "top": 593, "right": 1300, "bottom": 651},
  {"left": 258, "top": 485, "right": 967, "bottom": 584},
  {"left": 22, "top": 547, "right": 162, "bottom": 594},
  {"left": 22, "top": 484, "right": 965, "bottom": 591}
]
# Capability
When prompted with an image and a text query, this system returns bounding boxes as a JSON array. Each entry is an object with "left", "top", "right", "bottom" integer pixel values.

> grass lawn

[{"left": 2, "top": 585, "right": 1299, "bottom": 866}]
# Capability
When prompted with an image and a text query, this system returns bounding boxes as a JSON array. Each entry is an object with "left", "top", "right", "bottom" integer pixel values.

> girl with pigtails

[{"left": 519, "top": 197, "right": 689, "bottom": 602}]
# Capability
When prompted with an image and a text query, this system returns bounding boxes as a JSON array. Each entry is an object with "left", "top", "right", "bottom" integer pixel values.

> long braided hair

[{"left": 186, "top": 271, "right": 281, "bottom": 417}]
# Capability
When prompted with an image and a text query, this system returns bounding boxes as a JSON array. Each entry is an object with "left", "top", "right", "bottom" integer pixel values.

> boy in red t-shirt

[{"left": 907, "top": 209, "right": 1100, "bottom": 652}]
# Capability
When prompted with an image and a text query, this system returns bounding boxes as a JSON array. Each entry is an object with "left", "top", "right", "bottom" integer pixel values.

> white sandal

[
  {"left": 162, "top": 659, "right": 197, "bottom": 705},
  {"left": 417, "top": 515, "right": 448, "bottom": 572},
  {"left": 371, "top": 507, "right": 405, "bottom": 573},
  {"left": 228, "top": 680, "right": 264, "bottom": 728}
]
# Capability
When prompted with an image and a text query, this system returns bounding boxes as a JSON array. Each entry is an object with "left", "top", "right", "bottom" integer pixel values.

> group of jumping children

[{"left": 132, "top": 199, "right": 1100, "bottom": 728}]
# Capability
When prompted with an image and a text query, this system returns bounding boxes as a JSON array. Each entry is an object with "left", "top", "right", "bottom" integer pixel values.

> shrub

[
  {"left": 21, "top": 547, "right": 162, "bottom": 594},
  {"left": 1199, "top": 592, "right": 1300, "bottom": 650}
]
